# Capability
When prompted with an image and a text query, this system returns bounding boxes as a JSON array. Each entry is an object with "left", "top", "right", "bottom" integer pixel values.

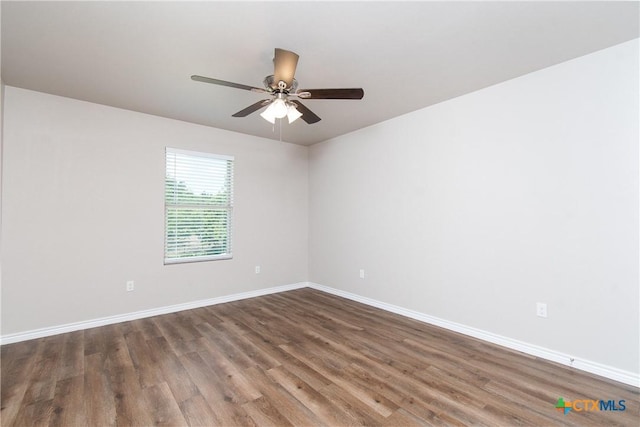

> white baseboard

[
  {"left": 2, "top": 281, "right": 637, "bottom": 388},
  {"left": 0, "top": 282, "right": 307, "bottom": 345},
  {"left": 307, "top": 282, "right": 640, "bottom": 388}
]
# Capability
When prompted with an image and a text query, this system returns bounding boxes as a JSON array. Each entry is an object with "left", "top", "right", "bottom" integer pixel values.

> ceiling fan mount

[{"left": 191, "top": 48, "right": 364, "bottom": 125}]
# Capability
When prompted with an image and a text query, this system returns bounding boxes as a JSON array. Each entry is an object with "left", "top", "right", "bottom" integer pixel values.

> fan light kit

[
  {"left": 191, "top": 48, "right": 364, "bottom": 125},
  {"left": 260, "top": 93, "right": 302, "bottom": 124}
]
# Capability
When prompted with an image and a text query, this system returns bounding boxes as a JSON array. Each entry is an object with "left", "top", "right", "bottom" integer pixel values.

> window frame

[{"left": 164, "top": 147, "right": 234, "bottom": 265}]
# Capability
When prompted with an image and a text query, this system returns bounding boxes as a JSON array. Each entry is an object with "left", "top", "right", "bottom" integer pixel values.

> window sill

[{"left": 164, "top": 255, "right": 233, "bottom": 265}]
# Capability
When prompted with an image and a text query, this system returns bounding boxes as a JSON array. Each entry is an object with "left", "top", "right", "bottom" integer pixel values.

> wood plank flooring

[{"left": 1, "top": 288, "right": 638, "bottom": 426}]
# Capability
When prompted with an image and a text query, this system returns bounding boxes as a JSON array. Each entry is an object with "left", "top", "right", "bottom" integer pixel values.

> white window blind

[{"left": 165, "top": 148, "right": 234, "bottom": 263}]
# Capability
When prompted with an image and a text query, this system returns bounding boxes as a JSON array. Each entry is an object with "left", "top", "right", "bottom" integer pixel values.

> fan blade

[
  {"left": 232, "top": 100, "right": 271, "bottom": 117},
  {"left": 191, "top": 75, "right": 267, "bottom": 93},
  {"left": 273, "top": 48, "right": 299, "bottom": 89},
  {"left": 299, "top": 88, "right": 364, "bottom": 99},
  {"left": 290, "top": 100, "right": 321, "bottom": 124}
]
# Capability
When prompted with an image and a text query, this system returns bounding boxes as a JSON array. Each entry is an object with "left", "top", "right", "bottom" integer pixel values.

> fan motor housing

[{"left": 263, "top": 75, "right": 298, "bottom": 93}]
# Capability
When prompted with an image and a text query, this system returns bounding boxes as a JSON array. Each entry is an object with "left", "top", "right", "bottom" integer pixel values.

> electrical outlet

[
  {"left": 359, "top": 269, "right": 365, "bottom": 279},
  {"left": 126, "top": 280, "right": 135, "bottom": 292},
  {"left": 255, "top": 266, "right": 261, "bottom": 274},
  {"left": 536, "top": 302, "right": 547, "bottom": 318}
]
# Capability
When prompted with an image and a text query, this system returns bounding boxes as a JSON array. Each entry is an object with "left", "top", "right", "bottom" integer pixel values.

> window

[{"left": 165, "top": 148, "right": 234, "bottom": 263}]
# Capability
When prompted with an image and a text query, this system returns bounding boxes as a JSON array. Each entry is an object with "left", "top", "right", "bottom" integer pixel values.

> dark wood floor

[{"left": 1, "top": 288, "right": 638, "bottom": 426}]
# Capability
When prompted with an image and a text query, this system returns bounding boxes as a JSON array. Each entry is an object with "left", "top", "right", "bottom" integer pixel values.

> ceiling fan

[{"left": 191, "top": 48, "right": 364, "bottom": 125}]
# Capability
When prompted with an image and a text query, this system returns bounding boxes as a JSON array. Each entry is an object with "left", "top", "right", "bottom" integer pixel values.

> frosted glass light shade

[
  {"left": 260, "top": 99, "right": 289, "bottom": 123},
  {"left": 287, "top": 105, "right": 302, "bottom": 123},
  {"left": 260, "top": 108, "right": 276, "bottom": 123},
  {"left": 271, "top": 99, "right": 288, "bottom": 118}
]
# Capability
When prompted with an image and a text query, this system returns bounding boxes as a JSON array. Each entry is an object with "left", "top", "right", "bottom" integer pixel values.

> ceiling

[{"left": 2, "top": 1, "right": 638, "bottom": 146}]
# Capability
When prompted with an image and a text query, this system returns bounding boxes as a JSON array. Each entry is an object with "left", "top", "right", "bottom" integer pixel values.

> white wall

[
  {"left": 309, "top": 40, "right": 639, "bottom": 374},
  {"left": 1, "top": 87, "right": 308, "bottom": 334}
]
